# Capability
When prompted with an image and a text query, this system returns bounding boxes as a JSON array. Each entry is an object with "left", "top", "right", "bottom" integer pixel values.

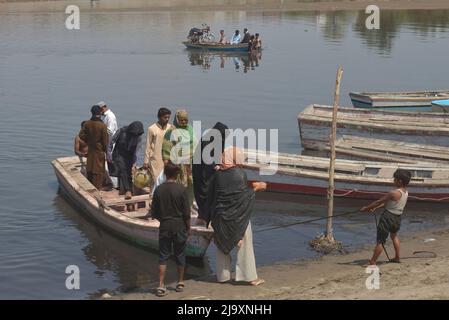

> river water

[{"left": 1, "top": 2, "right": 449, "bottom": 299}]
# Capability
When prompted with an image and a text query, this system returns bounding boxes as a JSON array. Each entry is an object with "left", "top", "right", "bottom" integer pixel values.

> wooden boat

[
  {"left": 182, "top": 41, "right": 250, "bottom": 52},
  {"left": 243, "top": 150, "right": 449, "bottom": 203},
  {"left": 350, "top": 90, "right": 449, "bottom": 109},
  {"left": 302, "top": 135, "right": 449, "bottom": 164},
  {"left": 52, "top": 156, "right": 213, "bottom": 258},
  {"left": 432, "top": 99, "right": 449, "bottom": 111},
  {"left": 298, "top": 104, "right": 449, "bottom": 148}
]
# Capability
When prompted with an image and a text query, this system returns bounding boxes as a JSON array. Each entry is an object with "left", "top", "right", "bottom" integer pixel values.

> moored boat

[
  {"left": 182, "top": 41, "right": 250, "bottom": 52},
  {"left": 244, "top": 150, "right": 449, "bottom": 203},
  {"left": 350, "top": 90, "right": 449, "bottom": 109},
  {"left": 432, "top": 99, "right": 449, "bottom": 111},
  {"left": 52, "top": 156, "right": 213, "bottom": 257},
  {"left": 302, "top": 135, "right": 449, "bottom": 164},
  {"left": 298, "top": 104, "right": 449, "bottom": 148}
]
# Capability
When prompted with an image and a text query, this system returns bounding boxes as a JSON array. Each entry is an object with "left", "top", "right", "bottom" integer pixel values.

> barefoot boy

[{"left": 360, "top": 169, "right": 412, "bottom": 266}]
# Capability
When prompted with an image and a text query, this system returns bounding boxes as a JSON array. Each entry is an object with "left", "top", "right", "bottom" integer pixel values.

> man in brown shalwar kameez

[{"left": 79, "top": 105, "right": 109, "bottom": 190}]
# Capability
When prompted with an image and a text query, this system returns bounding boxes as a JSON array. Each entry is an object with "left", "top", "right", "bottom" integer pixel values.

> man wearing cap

[
  {"left": 79, "top": 105, "right": 109, "bottom": 190},
  {"left": 97, "top": 101, "right": 118, "bottom": 139},
  {"left": 97, "top": 101, "right": 118, "bottom": 188}
]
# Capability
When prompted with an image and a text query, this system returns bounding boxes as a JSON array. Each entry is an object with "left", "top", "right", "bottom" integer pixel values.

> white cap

[{"left": 96, "top": 101, "right": 106, "bottom": 107}]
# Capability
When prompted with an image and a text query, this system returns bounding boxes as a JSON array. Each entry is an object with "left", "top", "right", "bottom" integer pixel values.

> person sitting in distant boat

[
  {"left": 248, "top": 35, "right": 255, "bottom": 52},
  {"left": 241, "top": 28, "right": 250, "bottom": 44},
  {"left": 107, "top": 121, "right": 144, "bottom": 200},
  {"left": 218, "top": 30, "right": 228, "bottom": 44},
  {"left": 254, "top": 33, "right": 262, "bottom": 50},
  {"left": 74, "top": 121, "right": 88, "bottom": 158},
  {"left": 230, "top": 30, "right": 241, "bottom": 45}
]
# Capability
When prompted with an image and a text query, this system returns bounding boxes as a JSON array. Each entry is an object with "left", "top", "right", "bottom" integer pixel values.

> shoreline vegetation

[
  {"left": 2, "top": 0, "right": 449, "bottom": 13},
  {"left": 111, "top": 227, "right": 449, "bottom": 300}
]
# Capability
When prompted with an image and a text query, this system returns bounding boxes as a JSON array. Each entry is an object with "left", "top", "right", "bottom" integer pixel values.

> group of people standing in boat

[
  {"left": 76, "top": 102, "right": 144, "bottom": 200},
  {"left": 74, "top": 103, "right": 266, "bottom": 296}
]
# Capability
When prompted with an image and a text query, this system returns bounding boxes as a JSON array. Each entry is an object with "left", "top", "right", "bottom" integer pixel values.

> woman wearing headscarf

[
  {"left": 107, "top": 121, "right": 144, "bottom": 200},
  {"left": 162, "top": 110, "right": 196, "bottom": 206},
  {"left": 192, "top": 122, "right": 228, "bottom": 225},
  {"left": 207, "top": 147, "right": 266, "bottom": 286}
]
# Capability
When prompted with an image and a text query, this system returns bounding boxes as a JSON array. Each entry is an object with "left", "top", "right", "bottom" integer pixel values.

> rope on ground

[
  {"left": 373, "top": 212, "right": 436, "bottom": 260},
  {"left": 256, "top": 209, "right": 438, "bottom": 259}
]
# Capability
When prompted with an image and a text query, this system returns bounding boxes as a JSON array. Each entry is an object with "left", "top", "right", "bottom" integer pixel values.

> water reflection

[
  {"left": 282, "top": 10, "right": 449, "bottom": 53},
  {"left": 352, "top": 10, "right": 449, "bottom": 54},
  {"left": 186, "top": 50, "right": 262, "bottom": 73},
  {"left": 52, "top": 195, "right": 212, "bottom": 297}
]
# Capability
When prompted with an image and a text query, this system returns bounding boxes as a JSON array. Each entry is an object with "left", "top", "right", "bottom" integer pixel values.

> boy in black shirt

[{"left": 151, "top": 162, "right": 190, "bottom": 297}]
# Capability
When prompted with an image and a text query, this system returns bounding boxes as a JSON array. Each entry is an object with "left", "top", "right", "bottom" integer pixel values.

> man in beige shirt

[{"left": 143, "top": 107, "right": 172, "bottom": 188}]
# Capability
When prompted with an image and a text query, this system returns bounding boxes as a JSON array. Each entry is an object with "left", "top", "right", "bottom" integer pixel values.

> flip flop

[
  {"left": 176, "top": 282, "right": 185, "bottom": 292},
  {"left": 250, "top": 278, "right": 265, "bottom": 286},
  {"left": 156, "top": 287, "right": 167, "bottom": 297},
  {"left": 389, "top": 258, "right": 401, "bottom": 263}
]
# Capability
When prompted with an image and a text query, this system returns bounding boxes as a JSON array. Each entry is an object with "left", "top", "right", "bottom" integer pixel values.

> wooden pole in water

[{"left": 326, "top": 66, "right": 343, "bottom": 241}]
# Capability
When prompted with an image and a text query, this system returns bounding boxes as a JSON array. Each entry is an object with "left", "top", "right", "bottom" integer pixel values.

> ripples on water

[{"left": 1, "top": 6, "right": 449, "bottom": 298}]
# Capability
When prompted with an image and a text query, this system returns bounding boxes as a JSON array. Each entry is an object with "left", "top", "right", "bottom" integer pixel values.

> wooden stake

[{"left": 326, "top": 66, "right": 343, "bottom": 241}]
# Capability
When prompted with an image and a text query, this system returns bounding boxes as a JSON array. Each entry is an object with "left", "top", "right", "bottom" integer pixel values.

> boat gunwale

[
  {"left": 52, "top": 157, "right": 213, "bottom": 236},
  {"left": 349, "top": 90, "right": 449, "bottom": 103}
]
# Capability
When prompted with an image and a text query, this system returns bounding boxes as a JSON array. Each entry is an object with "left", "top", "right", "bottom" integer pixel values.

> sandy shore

[
  {"left": 2, "top": 0, "right": 449, "bottom": 13},
  {"left": 110, "top": 227, "right": 449, "bottom": 300}
]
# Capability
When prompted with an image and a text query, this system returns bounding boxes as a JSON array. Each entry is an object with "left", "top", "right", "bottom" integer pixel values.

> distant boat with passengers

[
  {"left": 182, "top": 41, "right": 252, "bottom": 52},
  {"left": 183, "top": 25, "right": 262, "bottom": 52}
]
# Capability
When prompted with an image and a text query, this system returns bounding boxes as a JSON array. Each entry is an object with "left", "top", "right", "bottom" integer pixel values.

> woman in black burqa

[
  {"left": 107, "top": 121, "right": 144, "bottom": 199},
  {"left": 206, "top": 146, "right": 266, "bottom": 286},
  {"left": 192, "top": 121, "right": 228, "bottom": 223}
]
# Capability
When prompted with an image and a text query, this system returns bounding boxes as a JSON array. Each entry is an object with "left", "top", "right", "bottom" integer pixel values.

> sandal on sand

[
  {"left": 250, "top": 278, "right": 265, "bottom": 286},
  {"left": 156, "top": 287, "right": 167, "bottom": 297},
  {"left": 176, "top": 282, "right": 185, "bottom": 292},
  {"left": 389, "top": 258, "right": 401, "bottom": 263}
]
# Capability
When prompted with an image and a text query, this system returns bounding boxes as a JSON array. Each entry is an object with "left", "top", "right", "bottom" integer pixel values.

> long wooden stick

[{"left": 326, "top": 66, "right": 344, "bottom": 241}]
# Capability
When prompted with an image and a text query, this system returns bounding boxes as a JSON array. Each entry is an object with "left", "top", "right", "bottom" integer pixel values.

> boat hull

[
  {"left": 246, "top": 169, "right": 449, "bottom": 203},
  {"left": 183, "top": 41, "right": 250, "bottom": 52},
  {"left": 298, "top": 104, "right": 449, "bottom": 148},
  {"left": 52, "top": 158, "right": 212, "bottom": 258}
]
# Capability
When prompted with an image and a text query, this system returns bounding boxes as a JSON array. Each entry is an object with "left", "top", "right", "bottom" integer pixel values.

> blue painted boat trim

[
  {"left": 351, "top": 98, "right": 432, "bottom": 111},
  {"left": 432, "top": 99, "right": 449, "bottom": 107}
]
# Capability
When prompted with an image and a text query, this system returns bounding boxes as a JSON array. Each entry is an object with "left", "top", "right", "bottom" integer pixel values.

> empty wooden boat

[
  {"left": 52, "top": 156, "right": 213, "bottom": 257},
  {"left": 302, "top": 135, "right": 449, "bottom": 164},
  {"left": 243, "top": 150, "right": 449, "bottom": 203},
  {"left": 298, "top": 104, "right": 449, "bottom": 148},
  {"left": 350, "top": 90, "right": 449, "bottom": 109}
]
